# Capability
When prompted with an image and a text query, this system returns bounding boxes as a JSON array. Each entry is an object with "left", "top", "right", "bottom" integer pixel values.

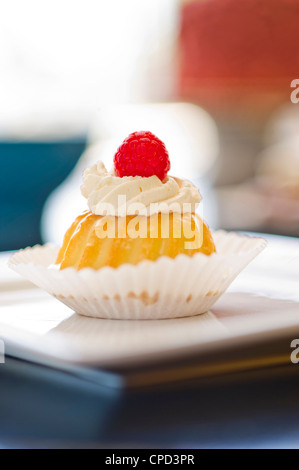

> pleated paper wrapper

[{"left": 8, "top": 231, "right": 266, "bottom": 320}]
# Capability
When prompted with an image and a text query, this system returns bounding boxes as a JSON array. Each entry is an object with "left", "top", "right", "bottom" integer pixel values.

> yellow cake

[{"left": 56, "top": 210, "right": 216, "bottom": 270}]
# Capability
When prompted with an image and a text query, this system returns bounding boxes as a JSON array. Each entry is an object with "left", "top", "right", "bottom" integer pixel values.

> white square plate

[{"left": 0, "top": 233, "right": 299, "bottom": 385}]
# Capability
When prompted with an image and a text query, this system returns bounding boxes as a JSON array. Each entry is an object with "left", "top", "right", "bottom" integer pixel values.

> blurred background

[{"left": 1, "top": 0, "right": 299, "bottom": 251}]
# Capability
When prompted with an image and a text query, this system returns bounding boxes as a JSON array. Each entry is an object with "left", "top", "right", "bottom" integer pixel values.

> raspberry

[{"left": 114, "top": 131, "right": 170, "bottom": 181}]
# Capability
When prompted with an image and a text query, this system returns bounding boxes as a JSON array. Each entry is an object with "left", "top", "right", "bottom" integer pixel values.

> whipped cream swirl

[{"left": 81, "top": 161, "right": 201, "bottom": 216}]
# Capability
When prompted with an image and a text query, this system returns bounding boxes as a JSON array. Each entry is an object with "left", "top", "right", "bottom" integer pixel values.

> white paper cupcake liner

[{"left": 8, "top": 231, "right": 266, "bottom": 320}]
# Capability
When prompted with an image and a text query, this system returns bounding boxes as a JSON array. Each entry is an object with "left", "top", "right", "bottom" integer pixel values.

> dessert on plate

[
  {"left": 56, "top": 131, "right": 216, "bottom": 270},
  {"left": 9, "top": 131, "right": 266, "bottom": 320}
]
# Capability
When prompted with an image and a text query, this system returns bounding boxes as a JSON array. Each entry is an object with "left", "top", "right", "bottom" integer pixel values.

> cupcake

[
  {"left": 9, "top": 131, "right": 266, "bottom": 319},
  {"left": 57, "top": 131, "right": 216, "bottom": 270}
]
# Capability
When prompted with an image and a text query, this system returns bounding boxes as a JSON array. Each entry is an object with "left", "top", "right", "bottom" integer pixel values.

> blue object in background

[{"left": 0, "top": 140, "right": 86, "bottom": 251}]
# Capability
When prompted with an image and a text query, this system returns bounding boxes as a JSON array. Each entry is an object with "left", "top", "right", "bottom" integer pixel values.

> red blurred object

[
  {"left": 114, "top": 131, "right": 170, "bottom": 181},
  {"left": 179, "top": 0, "right": 299, "bottom": 119}
]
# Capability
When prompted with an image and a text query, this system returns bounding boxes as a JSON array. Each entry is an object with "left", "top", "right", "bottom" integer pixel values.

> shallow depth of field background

[{"left": 1, "top": 0, "right": 299, "bottom": 251}]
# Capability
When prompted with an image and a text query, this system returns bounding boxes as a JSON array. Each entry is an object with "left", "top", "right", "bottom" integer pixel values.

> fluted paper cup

[{"left": 8, "top": 231, "right": 266, "bottom": 320}]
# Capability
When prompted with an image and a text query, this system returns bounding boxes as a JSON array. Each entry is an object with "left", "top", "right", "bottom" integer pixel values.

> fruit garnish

[{"left": 114, "top": 131, "right": 170, "bottom": 181}]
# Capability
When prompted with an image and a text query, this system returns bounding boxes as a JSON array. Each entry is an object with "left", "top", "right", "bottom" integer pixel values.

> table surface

[{"left": 1, "top": 232, "right": 299, "bottom": 449}]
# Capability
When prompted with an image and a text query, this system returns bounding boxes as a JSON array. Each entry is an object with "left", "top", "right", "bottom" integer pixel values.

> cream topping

[{"left": 81, "top": 161, "right": 201, "bottom": 216}]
